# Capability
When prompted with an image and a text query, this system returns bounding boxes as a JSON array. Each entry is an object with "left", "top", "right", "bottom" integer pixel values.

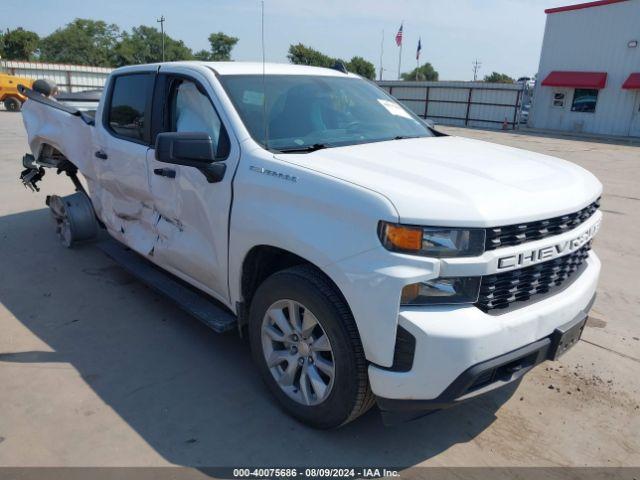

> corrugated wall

[
  {"left": 1, "top": 61, "right": 112, "bottom": 92},
  {"left": 378, "top": 80, "right": 524, "bottom": 129},
  {"left": 530, "top": 0, "right": 640, "bottom": 137}
]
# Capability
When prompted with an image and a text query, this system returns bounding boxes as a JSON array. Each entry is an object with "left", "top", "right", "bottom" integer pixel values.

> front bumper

[
  {"left": 369, "top": 251, "right": 600, "bottom": 416},
  {"left": 376, "top": 297, "right": 592, "bottom": 424}
]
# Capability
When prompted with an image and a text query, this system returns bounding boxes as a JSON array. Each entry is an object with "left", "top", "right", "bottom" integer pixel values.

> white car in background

[{"left": 520, "top": 104, "right": 531, "bottom": 124}]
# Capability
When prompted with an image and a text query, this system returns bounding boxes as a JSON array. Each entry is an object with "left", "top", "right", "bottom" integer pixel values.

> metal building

[
  {"left": 0, "top": 60, "right": 112, "bottom": 92},
  {"left": 530, "top": 0, "right": 640, "bottom": 137}
]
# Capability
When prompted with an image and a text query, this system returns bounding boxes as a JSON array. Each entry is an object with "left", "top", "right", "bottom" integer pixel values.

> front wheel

[
  {"left": 248, "top": 265, "right": 374, "bottom": 428},
  {"left": 4, "top": 97, "right": 21, "bottom": 112}
]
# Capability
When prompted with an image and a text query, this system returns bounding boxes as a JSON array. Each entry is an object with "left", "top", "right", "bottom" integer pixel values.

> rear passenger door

[
  {"left": 94, "top": 70, "right": 157, "bottom": 255},
  {"left": 145, "top": 68, "right": 238, "bottom": 302}
]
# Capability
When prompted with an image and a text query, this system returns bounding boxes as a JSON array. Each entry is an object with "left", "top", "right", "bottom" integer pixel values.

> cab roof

[
  {"left": 199, "top": 61, "right": 357, "bottom": 77},
  {"left": 113, "top": 61, "right": 359, "bottom": 78}
]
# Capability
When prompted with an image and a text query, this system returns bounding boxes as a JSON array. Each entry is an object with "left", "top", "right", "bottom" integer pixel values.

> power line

[{"left": 472, "top": 59, "right": 482, "bottom": 81}]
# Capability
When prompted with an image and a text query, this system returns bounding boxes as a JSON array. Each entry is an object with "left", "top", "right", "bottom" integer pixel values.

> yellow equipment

[{"left": 0, "top": 73, "right": 34, "bottom": 112}]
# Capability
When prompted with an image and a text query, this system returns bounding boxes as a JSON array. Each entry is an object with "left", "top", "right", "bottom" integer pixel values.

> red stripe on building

[
  {"left": 545, "top": 0, "right": 629, "bottom": 14},
  {"left": 541, "top": 71, "right": 608, "bottom": 89},
  {"left": 622, "top": 73, "right": 640, "bottom": 89}
]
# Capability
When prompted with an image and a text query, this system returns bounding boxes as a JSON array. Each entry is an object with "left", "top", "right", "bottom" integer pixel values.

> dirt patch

[
  {"left": 586, "top": 316, "right": 607, "bottom": 329},
  {"left": 539, "top": 360, "right": 638, "bottom": 413}
]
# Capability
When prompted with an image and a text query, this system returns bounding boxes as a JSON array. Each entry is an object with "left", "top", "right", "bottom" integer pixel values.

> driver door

[{"left": 146, "top": 69, "right": 237, "bottom": 302}]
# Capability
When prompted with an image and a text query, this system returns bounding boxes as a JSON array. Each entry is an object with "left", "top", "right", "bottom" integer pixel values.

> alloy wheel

[{"left": 261, "top": 299, "right": 335, "bottom": 406}]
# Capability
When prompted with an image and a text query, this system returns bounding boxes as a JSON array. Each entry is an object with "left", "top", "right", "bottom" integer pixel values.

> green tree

[
  {"left": 0, "top": 27, "right": 40, "bottom": 60},
  {"left": 114, "top": 25, "right": 193, "bottom": 66},
  {"left": 484, "top": 72, "right": 514, "bottom": 83},
  {"left": 287, "top": 44, "right": 376, "bottom": 79},
  {"left": 193, "top": 49, "right": 212, "bottom": 61},
  {"left": 39, "top": 19, "right": 120, "bottom": 66},
  {"left": 200, "top": 32, "right": 238, "bottom": 61},
  {"left": 287, "top": 43, "right": 334, "bottom": 67},
  {"left": 345, "top": 56, "right": 376, "bottom": 80},
  {"left": 401, "top": 63, "right": 439, "bottom": 81}
]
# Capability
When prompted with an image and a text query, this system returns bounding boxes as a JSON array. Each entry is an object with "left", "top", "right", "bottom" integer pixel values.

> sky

[{"left": 1, "top": 0, "right": 591, "bottom": 81}]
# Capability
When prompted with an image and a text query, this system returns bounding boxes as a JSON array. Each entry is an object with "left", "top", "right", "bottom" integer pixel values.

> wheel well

[
  {"left": 238, "top": 246, "right": 350, "bottom": 332},
  {"left": 39, "top": 144, "right": 85, "bottom": 192},
  {"left": 38, "top": 143, "right": 68, "bottom": 162},
  {"left": 241, "top": 246, "right": 307, "bottom": 308}
]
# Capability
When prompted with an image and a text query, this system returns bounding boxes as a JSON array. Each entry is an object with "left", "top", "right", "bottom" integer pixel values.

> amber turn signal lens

[
  {"left": 400, "top": 283, "right": 421, "bottom": 304},
  {"left": 383, "top": 224, "right": 423, "bottom": 251}
]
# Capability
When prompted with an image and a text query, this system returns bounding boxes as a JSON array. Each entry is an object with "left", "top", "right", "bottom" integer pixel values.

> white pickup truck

[{"left": 18, "top": 61, "right": 602, "bottom": 428}]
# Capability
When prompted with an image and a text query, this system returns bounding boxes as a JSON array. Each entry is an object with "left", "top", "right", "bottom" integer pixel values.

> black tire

[
  {"left": 248, "top": 265, "right": 375, "bottom": 429},
  {"left": 4, "top": 97, "right": 21, "bottom": 112}
]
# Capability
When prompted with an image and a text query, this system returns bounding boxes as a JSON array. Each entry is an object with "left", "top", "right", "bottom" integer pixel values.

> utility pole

[
  {"left": 157, "top": 15, "right": 166, "bottom": 62},
  {"left": 472, "top": 59, "right": 481, "bottom": 81}
]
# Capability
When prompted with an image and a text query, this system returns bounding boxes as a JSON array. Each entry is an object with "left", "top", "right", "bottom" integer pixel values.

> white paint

[
  {"left": 276, "top": 136, "right": 602, "bottom": 227},
  {"left": 369, "top": 253, "right": 600, "bottom": 399},
  {"left": 530, "top": 0, "right": 640, "bottom": 137}
]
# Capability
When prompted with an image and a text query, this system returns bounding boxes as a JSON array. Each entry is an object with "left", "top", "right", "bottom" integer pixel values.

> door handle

[
  {"left": 94, "top": 150, "right": 108, "bottom": 160},
  {"left": 153, "top": 167, "right": 176, "bottom": 179}
]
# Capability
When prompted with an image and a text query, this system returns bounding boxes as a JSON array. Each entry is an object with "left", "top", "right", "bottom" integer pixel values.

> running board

[{"left": 97, "top": 238, "right": 237, "bottom": 333}]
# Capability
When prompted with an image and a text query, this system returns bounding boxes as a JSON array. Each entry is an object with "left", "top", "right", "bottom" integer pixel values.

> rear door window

[{"left": 107, "top": 73, "right": 154, "bottom": 142}]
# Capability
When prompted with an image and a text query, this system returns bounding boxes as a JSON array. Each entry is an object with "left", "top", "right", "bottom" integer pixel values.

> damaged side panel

[
  {"left": 21, "top": 98, "right": 98, "bottom": 182},
  {"left": 21, "top": 91, "right": 158, "bottom": 259},
  {"left": 20, "top": 68, "right": 236, "bottom": 309}
]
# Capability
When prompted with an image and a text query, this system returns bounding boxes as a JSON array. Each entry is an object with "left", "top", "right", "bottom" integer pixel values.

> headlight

[
  {"left": 401, "top": 277, "right": 481, "bottom": 305},
  {"left": 378, "top": 222, "right": 486, "bottom": 258}
]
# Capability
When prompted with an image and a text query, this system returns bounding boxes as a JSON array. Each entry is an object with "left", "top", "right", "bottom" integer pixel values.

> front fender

[{"left": 228, "top": 152, "right": 401, "bottom": 366}]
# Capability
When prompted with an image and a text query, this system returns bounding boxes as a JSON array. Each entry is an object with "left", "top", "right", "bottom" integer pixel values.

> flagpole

[
  {"left": 397, "top": 22, "right": 403, "bottom": 80},
  {"left": 416, "top": 37, "right": 421, "bottom": 79}
]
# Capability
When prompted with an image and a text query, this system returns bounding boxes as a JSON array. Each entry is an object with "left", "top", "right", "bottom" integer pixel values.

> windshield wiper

[
  {"left": 277, "top": 143, "right": 333, "bottom": 154},
  {"left": 393, "top": 135, "right": 421, "bottom": 140}
]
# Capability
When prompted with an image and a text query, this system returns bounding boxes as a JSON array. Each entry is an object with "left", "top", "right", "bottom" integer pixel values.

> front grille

[
  {"left": 475, "top": 243, "right": 591, "bottom": 312},
  {"left": 485, "top": 199, "right": 600, "bottom": 251}
]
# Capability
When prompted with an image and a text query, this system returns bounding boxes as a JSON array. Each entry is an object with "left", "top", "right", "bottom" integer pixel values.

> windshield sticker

[
  {"left": 377, "top": 99, "right": 412, "bottom": 119},
  {"left": 242, "top": 90, "right": 265, "bottom": 106}
]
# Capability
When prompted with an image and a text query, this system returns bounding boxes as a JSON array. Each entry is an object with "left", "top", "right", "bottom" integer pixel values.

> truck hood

[{"left": 275, "top": 136, "right": 602, "bottom": 227}]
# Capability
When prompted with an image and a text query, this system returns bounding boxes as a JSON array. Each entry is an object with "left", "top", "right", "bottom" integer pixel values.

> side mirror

[
  {"left": 155, "top": 131, "right": 215, "bottom": 166},
  {"left": 155, "top": 132, "right": 226, "bottom": 183}
]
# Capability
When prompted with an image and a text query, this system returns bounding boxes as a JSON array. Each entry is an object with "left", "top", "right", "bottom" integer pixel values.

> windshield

[{"left": 219, "top": 74, "right": 433, "bottom": 152}]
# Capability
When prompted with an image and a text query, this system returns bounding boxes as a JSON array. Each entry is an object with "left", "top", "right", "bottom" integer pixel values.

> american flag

[
  {"left": 395, "top": 24, "right": 403, "bottom": 47},
  {"left": 416, "top": 37, "right": 422, "bottom": 60}
]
